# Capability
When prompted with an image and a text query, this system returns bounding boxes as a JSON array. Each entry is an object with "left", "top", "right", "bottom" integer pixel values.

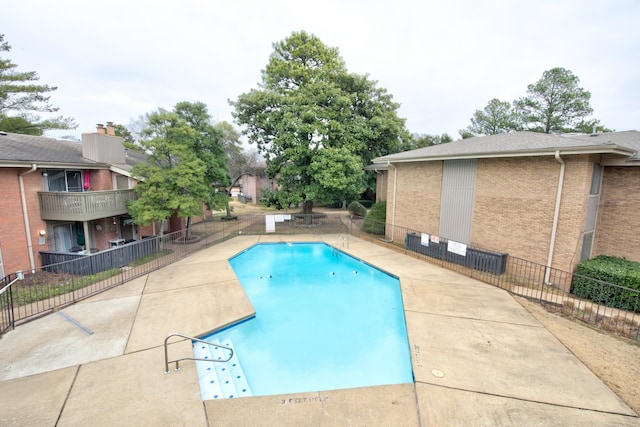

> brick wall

[
  {"left": 593, "top": 166, "right": 640, "bottom": 262},
  {"left": 386, "top": 162, "right": 442, "bottom": 237},
  {"left": 384, "top": 155, "right": 595, "bottom": 273},
  {"left": 0, "top": 168, "right": 48, "bottom": 275},
  {"left": 549, "top": 155, "right": 593, "bottom": 272},
  {"left": 88, "top": 169, "right": 114, "bottom": 191},
  {"left": 472, "top": 157, "right": 559, "bottom": 265}
]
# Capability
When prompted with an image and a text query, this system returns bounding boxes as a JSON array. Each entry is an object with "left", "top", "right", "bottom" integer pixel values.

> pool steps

[{"left": 194, "top": 338, "right": 253, "bottom": 400}]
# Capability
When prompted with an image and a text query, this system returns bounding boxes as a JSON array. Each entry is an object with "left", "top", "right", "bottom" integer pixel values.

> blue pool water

[{"left": 199, "top": 242, "right": 413, "bottom": 398}]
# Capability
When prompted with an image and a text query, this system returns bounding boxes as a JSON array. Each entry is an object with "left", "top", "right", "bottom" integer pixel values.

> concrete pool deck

[{"left": 0, "top": 234, "right": 638, "bottom": 426}]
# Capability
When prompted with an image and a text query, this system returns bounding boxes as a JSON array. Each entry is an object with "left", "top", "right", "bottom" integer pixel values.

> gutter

[
  {"left": 19, "top": 164, "right": 38, "bottom": 271},
  {"left": 373, "top": 144, "right": 636, "bottom": 165},
  {"left": 545, "top": 151, "right": 565, "bottom": 285}
]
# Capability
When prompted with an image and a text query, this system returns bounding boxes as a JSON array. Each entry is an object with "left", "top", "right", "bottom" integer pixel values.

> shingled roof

[
  {"left": 0, "top": 132, "right": 92, "bottom": 165},
  {"left": 372, "top": 131, "right": 640, "bottom": 164},
  {"left": 0, "top": 131, "right": 146, "bottom": 170}
]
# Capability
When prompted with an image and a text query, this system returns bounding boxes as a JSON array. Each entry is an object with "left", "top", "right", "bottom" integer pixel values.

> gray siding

[
  {"left": 82, "top": 134, "right": 126, "bottom": 164},
  {"left": 439, "top": 159, "right": 477, "bottom": 244}
]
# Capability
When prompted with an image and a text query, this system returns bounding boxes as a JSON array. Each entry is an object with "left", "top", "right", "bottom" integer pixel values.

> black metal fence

[
  {"left": 350, "top": 217, "right": 640, "bottom": 341},
  {"left": 2, "top": 212, "right": 639, "bottom": 341},
  {"left": 40, "top": 237, "right": 160, "bottom": 276}
]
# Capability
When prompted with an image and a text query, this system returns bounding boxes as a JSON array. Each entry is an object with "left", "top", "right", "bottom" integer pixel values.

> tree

[
  {"left": 517, "top": 67, "right": 593, "bottom": 133},
  {"left": 174, "top": 101, "right": 230, "bottom": 213},
  {"left": 212, "top": 120, "right": 264, "bottom": 217},
  {"left": 573, "top": 118, "right": 613, "bottom": 134},
  {"left": 127, "top": 108, "right": 210, "bottom": 239},
  {"left": 214, "top": 121, "right": 259, "bottom": 188},
  {"left": 0, "top": 34, "right": 76, "bottom": 134},
  {"left": 231, "top": 31, "right": 408, "bottom": 214},
  {"left": 399, "top": 133, "right": 452, "bottom": 151},
  {"left": 113, "top": 123, "right": 137, "bottom": 148},
  {"left": 465, "top": 98, "right": 518, "bottom": 135},
  {"left": 0, "top": 115, "right": 42, "bottom": 135},
  {"left": 458, "top": 129, "right": 475, "bottom": 139}
]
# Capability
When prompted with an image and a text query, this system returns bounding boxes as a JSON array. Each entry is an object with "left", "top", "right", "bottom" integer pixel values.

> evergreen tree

[{"left": 0, "top": 34, "right": 75, "bottom": 134}]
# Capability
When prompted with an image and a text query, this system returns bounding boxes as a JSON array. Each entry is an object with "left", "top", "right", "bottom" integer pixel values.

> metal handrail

[{"left": 163, "top": 332, "right": 233, "bottom": 374}]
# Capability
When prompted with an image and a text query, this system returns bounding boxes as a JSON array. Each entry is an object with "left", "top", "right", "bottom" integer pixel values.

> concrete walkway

[{"left": 0, "top": 235, "right": 638, "bottom": 426}]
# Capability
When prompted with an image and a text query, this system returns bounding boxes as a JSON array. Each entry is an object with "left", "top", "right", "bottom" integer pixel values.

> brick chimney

[
  {"left": 106, "top": 121, "right": 115, "bottom": 136},
  {"left": 96, "top": 123, "right": 106, "bottom": 134}
]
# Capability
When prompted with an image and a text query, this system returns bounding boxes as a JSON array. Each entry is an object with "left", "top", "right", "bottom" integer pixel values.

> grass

[
  {"left": 9, "top": 268, "right": 121, "bottom": 306},
  {"left": 129, "top": 249, "right": 174, "bottom": 267}
]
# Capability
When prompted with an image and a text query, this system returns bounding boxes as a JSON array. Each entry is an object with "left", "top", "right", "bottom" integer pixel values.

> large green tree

[
  {"left": 464, "top": 98, "right": 519, "bottom": 136},
  {"left": 128, "top": 108, "right": 211, "bottom": 238},
  {"left": 231, "top": 31, "right": 408, "bottom": 214},
  {"left": 462, "top": 68, "right": 608, "bottom": 136},
  {"left": 400, "top": 133, "right": 453, "bottom": 151},
  {"left": 174, "top": 101, "right": 230, "bottom": 212},
  {"left": 517, "top": 67, "right": 594, "bottom": 134},
  {"left": 0, "top": 34, "right": 76, "bottom": 134}
]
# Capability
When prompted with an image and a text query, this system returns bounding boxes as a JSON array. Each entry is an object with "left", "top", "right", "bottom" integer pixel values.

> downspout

[
  {"left": 19, "top": 164, "right": 38, "bottom": 271},
  {"left": 387, "top": 160, "right": 398, "bottom": 241},
  {"left": 546, "top": 151, "right": 565, "bottom": 285}
]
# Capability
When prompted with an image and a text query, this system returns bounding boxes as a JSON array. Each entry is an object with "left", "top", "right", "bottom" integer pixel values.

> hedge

[
  {"left": 348, "top": 201, "right": 367, "bottom": 217},
  {"left": 362, "top": 202, "right": 386, "bottom": 235},
  {"left": 571, "top": 255, "right": 640, "bottom": 313}
]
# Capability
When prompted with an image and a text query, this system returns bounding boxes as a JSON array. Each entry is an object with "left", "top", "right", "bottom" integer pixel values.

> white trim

[{"left": 374, "top": 145, "right": 636, "bottom": 165}]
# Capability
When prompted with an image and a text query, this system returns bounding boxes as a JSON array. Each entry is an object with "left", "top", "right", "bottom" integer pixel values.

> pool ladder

[
  {"left": 334, "top": 235, "right": 349, "bottom": 249},
  {"left": 163, "top": 333, "right": 233, "bottom": 374}
]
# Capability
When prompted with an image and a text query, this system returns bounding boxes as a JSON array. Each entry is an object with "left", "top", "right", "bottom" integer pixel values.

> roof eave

[
  {"left": 373, "top": 145, "right": 636, "bottom": 165},
  {"left": 109, "top": 164, "right": 133, "bottom": 177},
  {"left": 0, "top": 161, "right": 106, "bottom": 169}
]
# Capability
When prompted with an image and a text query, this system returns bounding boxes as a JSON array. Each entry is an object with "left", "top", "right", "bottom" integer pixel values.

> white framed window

[{"left": 46, "top": 169, "right": 83, "bottom": 192}]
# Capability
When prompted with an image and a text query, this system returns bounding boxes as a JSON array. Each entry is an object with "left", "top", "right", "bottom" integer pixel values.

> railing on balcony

[{"left": 38, "top": 189, "right": 137, "bottom": 221}]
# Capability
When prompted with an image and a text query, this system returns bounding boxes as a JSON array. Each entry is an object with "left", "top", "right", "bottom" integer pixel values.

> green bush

[
  {"left": 357, "top": 199, "right": 374, "bottom": 208},
  {"left": 571, "top": 255, "right": 640, "bottom": 313},
  {"left": 362, "top": 202, "right": 386, "bottom": 235},
  {"left": 348, "top": 201, "right": 367, "bottom": 217}
]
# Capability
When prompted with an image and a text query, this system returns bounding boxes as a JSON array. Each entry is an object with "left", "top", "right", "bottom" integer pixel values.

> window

[
  {"left": 580, "top": 231, "right": 594, "bottom": 261},
  {"left": 590, "top": 164, "right": 603, "bottom": 195},
  {"left": 52, "top": 223, "right": 85, "bottom": 252},
  {"left": 46, "top": 169, "right": 83, "bottom": 192}
]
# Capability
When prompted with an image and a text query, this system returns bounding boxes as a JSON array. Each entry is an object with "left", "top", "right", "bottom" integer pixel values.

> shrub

[
  {"left": 571, "top": 255, "right": 640, "bottom": 313},
  {"left": 357, "top": 199, "right": 374, "bottom": 208},
  {"left": 347, "top": 201, "right": 367, "bottom": 217},
  {"left": 362, "top": 202, "right": 386, "bottom": 235}
]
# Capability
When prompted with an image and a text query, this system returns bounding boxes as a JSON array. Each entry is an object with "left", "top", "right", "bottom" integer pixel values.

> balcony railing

[{"left": 38, "top": 189, "right": 136, "bottom": 221}]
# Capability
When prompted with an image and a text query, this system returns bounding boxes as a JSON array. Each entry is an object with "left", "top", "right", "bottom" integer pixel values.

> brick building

[
  {"left": 237, "top": 163, "right": 277, "bottom": 204},
  {"left": 0, "top": 124, "right": 152, "bottom": 277},
  {"left": 369, "top": 131, "right": 640, "bottom": 275}
]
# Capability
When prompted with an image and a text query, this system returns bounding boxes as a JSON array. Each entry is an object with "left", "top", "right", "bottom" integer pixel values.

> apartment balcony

[{"left": 38, "top": 189, "right": 137, "bottom": 221}]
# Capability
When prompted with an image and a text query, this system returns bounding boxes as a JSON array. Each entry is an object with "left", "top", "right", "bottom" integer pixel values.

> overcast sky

[{"left": 2, "top": 0, "right": 639, "bottom": 141}]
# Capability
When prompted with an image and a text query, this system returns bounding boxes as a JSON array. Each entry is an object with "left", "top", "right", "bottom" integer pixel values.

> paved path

[{"left": 0, "top": 235, "right": 638, "bottom": 426}]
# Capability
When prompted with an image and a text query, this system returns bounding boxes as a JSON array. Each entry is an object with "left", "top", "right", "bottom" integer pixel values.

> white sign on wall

[{"left": 447, "top": 240, "right": 467, "bottom": 256}]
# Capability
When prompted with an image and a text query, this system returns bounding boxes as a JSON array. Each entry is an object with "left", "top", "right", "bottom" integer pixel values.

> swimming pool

[{"left": 195, "top": 242, "right": 413, "bottom": 399}]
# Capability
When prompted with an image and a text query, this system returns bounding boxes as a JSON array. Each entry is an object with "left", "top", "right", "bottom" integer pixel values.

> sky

[{"left": 2, "top": 0, "right": 639, "bottom": 142}]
